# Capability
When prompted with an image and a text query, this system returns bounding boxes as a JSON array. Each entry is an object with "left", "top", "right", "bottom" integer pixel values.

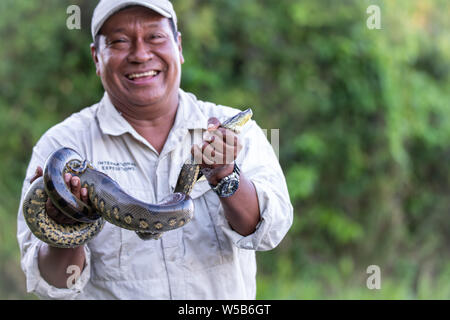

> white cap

[{"left": 91, "top": 0, "right": 177, "bottom": 40}]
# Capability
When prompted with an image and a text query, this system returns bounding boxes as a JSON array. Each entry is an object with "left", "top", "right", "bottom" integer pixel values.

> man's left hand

[{"left": 191, "top": 117, "right": 242, "bottom": 186}]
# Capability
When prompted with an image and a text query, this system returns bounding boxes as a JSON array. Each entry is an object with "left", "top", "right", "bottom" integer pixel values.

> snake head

[
  {"left": 66, "top": 159, "right": 92, "bottom": 175},
  {"left": 221, "top": 108, "right": 253, "bottom": 134}
]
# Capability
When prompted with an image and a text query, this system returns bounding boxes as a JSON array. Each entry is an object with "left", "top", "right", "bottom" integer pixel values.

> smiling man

[{"left": 17, "top": 0, "right": 293, "bottom": 299}]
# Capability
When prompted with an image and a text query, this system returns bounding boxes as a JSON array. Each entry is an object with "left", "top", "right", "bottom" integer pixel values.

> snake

[{"left": 22, "top": 108, "right": 253, "bottom": 248}]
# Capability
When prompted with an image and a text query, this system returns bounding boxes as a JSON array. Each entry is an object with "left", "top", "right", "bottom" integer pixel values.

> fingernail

[
  {"left": 81, "top": 188, "right": 87, "bottom": 197},
  {"left": 73, "top": 179, "right": 79, "bottom": 186}
]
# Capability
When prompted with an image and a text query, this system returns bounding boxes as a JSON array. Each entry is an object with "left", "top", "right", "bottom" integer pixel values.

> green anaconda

[{"left": 22, "top": 109, "right": 253, "bottom": 248}]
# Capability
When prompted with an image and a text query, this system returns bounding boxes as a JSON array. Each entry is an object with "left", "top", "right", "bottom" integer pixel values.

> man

[{"left": 17, "top": 0, "right": 293, "bottom": 299}]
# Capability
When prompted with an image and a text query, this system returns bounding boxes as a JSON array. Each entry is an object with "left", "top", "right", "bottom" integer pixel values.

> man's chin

[{"left": 126, "top": 94, "right": 166, "bottom": 107}]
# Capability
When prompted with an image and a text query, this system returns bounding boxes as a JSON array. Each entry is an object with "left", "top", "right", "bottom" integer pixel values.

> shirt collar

[
  {"left": 97, "top": 92, "right": 135, "bottom": 137},
  {"left": 177, "top": 89, "right": 208, "bottom": 131},
  {"left": 97, "top": 89, "right": 209, "bottom": 137}
]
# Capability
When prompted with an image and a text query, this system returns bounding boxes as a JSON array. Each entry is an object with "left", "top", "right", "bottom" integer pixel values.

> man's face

[{"left": 91, "top": 6, "right": 184, "bottom": 108}]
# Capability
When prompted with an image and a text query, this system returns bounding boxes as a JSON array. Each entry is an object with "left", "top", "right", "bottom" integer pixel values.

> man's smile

[
  {"left": 126, "top": 70, "right": 160, "bottom": 80},
  {"left": 124, "top": 69, "right": 162, "bottom": 85}
]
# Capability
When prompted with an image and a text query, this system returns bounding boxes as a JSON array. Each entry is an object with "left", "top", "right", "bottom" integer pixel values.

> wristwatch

[{"left": 209, "top": 162, "right": 241, "bottom": 198}]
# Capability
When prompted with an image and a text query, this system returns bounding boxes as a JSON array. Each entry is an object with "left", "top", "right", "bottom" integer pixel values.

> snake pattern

[{"left": 22, "top": 109, "right": 253, "bottom": 247}]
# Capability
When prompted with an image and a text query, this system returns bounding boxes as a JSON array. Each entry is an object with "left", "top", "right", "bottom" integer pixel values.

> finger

[
  {"left": 224, "top": 134, "right": 241, "bottom": 159},
  {"left": 202, "top": 131, "right": 216, "bottom": 144},
  {"left": 208, "top": 134, "right": 230, "bottom": 157},
  {"left": 201, "top": 139, "right": 213, "bottom": 152},
  {"left": 195, "top": 142, "right": 227, "bottom": 166},
  {"left": 207, "top": 117, "right": 221, "bottom": 131},
  {"left": 224, "top": 143, "right": 238, "bottom": 164},
  {"left": 30, "top": 166, "right": 43, "bottom": 184},
  {"left": 208, "top": 129, "right": 237, "bottom": 154},
  {"left": 64, "top": 173, "right": 72, "bottom": 186},
  {"left": 214, "top": 128, "right": 238, "bottom": 148},
  {"left": 195, "top": 143, "right": 214, "bottom": 168},
  {"left": 212, "top": 148, "right": 236, "bottom": 165},
  {"left": 201, "top": 139, "right": 216, "bottom": 159},
  {"left": 70, "top": 176, "right": 82, "bottom": 200},
  {"left": 211, "top": 137, "right": 238, "bottom": 164},
  {"left": 204, "top": 134, "right": 236, "bottom": 165},
  {"left": 225, "top": 132, "right": 239, "bottom": 149},
  {"left": 202, "top": 151, "right": 216, "bottom": 166},
  {"left": 202, "top": 143, "right": 226, "bottom": 166},
  {"left": 81, "top": 187, "right": 89, "bottom": 204}
]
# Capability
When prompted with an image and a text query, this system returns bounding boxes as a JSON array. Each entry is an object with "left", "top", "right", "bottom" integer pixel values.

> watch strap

[{"left": 209, "top": 162, "right": 240, "bottom": 197}]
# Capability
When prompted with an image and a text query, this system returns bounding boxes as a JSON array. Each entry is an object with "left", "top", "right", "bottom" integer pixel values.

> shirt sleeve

[
  {"left": 219, "top": 120, "right": 294, "bottom": 251},
  {"left": 17, "top": 141, "right": 91, "bottom": 300}
]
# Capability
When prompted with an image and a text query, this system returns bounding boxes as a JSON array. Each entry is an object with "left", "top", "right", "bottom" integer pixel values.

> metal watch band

[{"left": 210, "top": 162, "right": 240, "bottom": 197}]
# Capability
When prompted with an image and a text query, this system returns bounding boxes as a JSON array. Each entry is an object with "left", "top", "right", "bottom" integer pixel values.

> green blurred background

[{"left": 1, "top": 0, "right": 449, "bottom": 299}]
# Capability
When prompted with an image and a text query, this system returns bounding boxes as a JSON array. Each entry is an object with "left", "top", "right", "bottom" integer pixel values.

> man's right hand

[
  {"left": 31, "top": 166, "right": 88, "bottom": 288},
  {"left": 30, "top": 166, "right": 89, "bottom": 224}
]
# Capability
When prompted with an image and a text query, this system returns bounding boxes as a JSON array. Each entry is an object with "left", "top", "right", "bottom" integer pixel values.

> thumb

[
  {"left": 207, "top": 117, "right": 221, "bottom": 131},
  {"left": 30, "top": 166, "right": 43, "bottom": 184}
]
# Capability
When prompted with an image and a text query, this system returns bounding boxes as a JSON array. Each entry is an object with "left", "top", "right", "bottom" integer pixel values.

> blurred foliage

[{"left": 0, "top": 0, "right": 449, "bottom": 299}]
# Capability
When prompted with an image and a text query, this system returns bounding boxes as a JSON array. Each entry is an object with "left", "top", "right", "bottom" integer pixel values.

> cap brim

[{"left": 93, "top": 1, "right": 173, "bottom": 39}]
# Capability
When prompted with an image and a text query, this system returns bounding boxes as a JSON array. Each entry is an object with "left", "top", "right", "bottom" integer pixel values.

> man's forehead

[{"left": 109, "top": 23, "right": 160, "bottom": 34}]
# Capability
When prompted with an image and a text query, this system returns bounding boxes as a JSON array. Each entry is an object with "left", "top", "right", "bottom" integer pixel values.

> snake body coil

[{"left": 22, "top": 109, "right": 253, "bottom": 247}]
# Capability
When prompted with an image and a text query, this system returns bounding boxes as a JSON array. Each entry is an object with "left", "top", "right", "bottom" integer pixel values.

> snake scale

[{"left": 22, "top": 109, "right": 253, "bottom": 248}]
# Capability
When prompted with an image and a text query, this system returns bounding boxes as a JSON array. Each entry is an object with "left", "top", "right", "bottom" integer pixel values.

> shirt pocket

[
  {"left": 88, "top": 185, "right": 160, "bottom": 281},
  {"left": 88, "top": 223, "right": 123, "bottom": 281},
  {"left": 182, "top": 179, "right": 233, "bottom": 271}
]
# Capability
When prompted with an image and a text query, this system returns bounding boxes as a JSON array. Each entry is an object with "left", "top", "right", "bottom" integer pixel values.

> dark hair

[{"left": 94, "top": 18, "right": 178, "bottom": 51}]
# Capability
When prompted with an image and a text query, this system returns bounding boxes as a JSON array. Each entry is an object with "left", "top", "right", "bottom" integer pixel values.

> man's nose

[{"left": 128, "top": 39, "right": 154, "bottom": 63}]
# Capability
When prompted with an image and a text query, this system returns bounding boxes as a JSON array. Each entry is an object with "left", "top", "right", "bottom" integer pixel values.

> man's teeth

[{"left": 128, "top": 71, "right": 158, "bottom": 79}]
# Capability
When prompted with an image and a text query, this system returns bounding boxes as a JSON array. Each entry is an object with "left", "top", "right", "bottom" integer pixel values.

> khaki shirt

[{"left": 17, "top": 89, "right": 293, "bottom": 299}]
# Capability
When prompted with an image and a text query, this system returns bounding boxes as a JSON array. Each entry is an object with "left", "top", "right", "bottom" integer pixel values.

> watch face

[{"left": 219, "top": 178, "right": 239, "bottom": 197}]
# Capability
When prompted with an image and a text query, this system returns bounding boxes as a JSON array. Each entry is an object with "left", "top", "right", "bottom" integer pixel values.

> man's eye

[
  {"left": 107, "top": 39, "right": 130, "bottom": 49},
  {"left": 107, "top": 38, "right": 128, "bottom": 46},
  {"left": 150, "top": 34, "right": 165, "bottom": 41}
]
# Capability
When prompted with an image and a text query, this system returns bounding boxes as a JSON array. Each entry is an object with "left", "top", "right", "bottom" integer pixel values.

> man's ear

[
  {"left": 177, "top": 32, "right": 185, "bottom": 65},
  {"left": 90, "top": 43, "right": 101, "bottom": 76}
]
